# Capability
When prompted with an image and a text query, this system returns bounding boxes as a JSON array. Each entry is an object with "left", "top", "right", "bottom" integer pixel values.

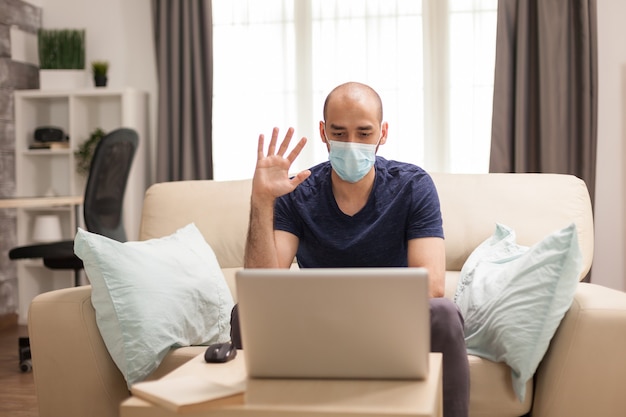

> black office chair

[{"left": 9, "top": 127, "right": 139, "bottom": 371}]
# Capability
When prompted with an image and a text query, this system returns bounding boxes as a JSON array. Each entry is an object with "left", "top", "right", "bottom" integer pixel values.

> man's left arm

[{"left": 408, "top": 237, "right": 446, "bottom": 298}]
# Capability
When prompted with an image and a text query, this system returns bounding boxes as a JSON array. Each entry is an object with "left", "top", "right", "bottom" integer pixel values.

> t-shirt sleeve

[
  {"left": 274, "top": 194, "right": 302, "bottom": 237},
  {"left": 406, "top": 174, "right": 444, "bottom": 240}
]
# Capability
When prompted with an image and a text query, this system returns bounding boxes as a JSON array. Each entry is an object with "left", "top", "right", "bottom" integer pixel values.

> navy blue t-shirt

[{"left": 274, "top": 157, "right": 444, "bottom": 268}]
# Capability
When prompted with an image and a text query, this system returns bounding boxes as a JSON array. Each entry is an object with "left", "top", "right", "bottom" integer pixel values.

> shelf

[
  {"left": 22, "top": 206, "right": 76, "bottom": 213},
  {"left": 12, "top": 87, "right": 148, "bottom": 325},
  {"left": 22, "top": 148, "right": 72, "bottom": 156},
  {"left": 14, "top": 87, "right": 141, "bottom": 98}
]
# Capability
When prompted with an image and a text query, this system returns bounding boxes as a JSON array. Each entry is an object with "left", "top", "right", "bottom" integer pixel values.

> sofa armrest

[
  {"left": 28, "top": 285, "right": 129, "bottom": 417},
  {"left": 532, "top": 283, "right": 626, "bottom": 417}
]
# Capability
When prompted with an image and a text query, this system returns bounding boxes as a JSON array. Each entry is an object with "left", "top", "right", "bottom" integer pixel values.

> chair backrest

[{"left": 83, "top": 128, "right": 138, "bottom": 242}]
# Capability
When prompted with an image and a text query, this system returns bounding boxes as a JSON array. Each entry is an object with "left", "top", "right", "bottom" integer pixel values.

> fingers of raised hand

[
  {"left": 286, "top": 137, "right": 307, "bottom": 163},
  {"left": 266, "top": 127, "right": 280, "bottom": 156},
  {"left": 290, "top": 169, "right": 311, "bottom": 187},
  {"left": 257, "top": 133, "right": 265, "bottom": 159},
  {"left": 259, "top": 127, "right": 302, "bottom": 160},
  {"left": 276, "top": 127, "right": 294, "bottom": 157}
]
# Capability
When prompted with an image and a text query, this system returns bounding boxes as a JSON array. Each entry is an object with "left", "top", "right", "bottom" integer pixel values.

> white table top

[{"left": 0, "top": 195, "right": 83, "bottom": 209}]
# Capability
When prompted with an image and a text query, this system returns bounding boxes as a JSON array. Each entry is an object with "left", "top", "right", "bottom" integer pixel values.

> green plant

[
  {"left": 38, "top": 29, "right": 85, "bottom": 69},
  {"left": 75, "top": 128, "right": 106, "bottom": 176},
  {"left": 91, "top": 60, "right": 109, "bottom": 77}
]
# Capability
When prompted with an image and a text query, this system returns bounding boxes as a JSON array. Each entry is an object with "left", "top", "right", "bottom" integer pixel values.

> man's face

[{"left": 321, "top": 96, "right": 387, "bottom": 149}]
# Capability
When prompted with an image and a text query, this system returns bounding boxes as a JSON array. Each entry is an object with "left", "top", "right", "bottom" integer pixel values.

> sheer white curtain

[{"left": 212, "top": 0, "right": 497, "bottom": 180}]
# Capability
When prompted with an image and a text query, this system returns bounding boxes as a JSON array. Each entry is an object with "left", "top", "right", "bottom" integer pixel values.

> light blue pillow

[
  {"left": 74, "top": 223, "right": 234, "bottom": 388},
  {"left": 454, "top": 223, "right": 581, "bottom": 402}
]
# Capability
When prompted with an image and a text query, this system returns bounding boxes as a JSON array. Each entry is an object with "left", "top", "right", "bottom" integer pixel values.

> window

[
  {"left": 212, "top": 0, "right": 497, "bottom": 180},
  {"left": 448, "top": 0, "right": 498, "bottom": 173}
]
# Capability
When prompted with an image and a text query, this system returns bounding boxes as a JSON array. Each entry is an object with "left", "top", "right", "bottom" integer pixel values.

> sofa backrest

[
  {"left": 139, "top": 173, "right": 593, "bottom": 281},
  {"left": 431, "top": 173, "right": 594, "bottom": 280},
  {"left": 139, "top": 179, "right": 252, "bottom": 269}
]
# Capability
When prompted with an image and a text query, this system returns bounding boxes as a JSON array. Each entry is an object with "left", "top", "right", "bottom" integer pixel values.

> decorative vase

[
  {"left": 94, "top": 75, "right": 108, "bottom": 87},
  {"left": 39, "top": 69, "right": 88, "bottom": 90}
]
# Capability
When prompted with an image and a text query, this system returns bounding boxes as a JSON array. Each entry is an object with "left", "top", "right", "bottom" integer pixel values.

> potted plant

[
  {"left": 91, "top": 61, "right": 109, "bottom": 87},
  {"left": 37, "top": 29, "right": 86, "bottom": 89},
  {"left": 75, "top": 128, "right": 106, "bottom": 176},
  {"left": 38, "top": 29, "right": 85, "bottom": 69}
]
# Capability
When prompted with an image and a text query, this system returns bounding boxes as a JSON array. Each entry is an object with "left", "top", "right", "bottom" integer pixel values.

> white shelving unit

[{"left": 13, "top": 87, "right": 148, "bottom": 324}]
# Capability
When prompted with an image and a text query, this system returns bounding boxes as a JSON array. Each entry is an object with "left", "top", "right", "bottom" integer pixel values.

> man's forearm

[{"left": 244, "top": 198, "right": 280, "bottom": 268}]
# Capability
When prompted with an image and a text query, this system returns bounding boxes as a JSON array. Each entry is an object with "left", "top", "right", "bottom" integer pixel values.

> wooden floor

[{"left": 0, "top": 324, "right": 38, "bottom": 417}]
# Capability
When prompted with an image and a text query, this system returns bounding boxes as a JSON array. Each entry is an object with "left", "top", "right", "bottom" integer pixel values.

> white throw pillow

[
  {"left": 74, "top": 223, "right": 234, "bottom": 387},
  {"left": 454, "top": 223, "right": 581, "bottom": 402}
]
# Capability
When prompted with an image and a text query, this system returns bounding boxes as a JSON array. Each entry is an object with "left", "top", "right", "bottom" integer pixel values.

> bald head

[{"left": 323, "top": 82, "right": 383, "bottom": 124}]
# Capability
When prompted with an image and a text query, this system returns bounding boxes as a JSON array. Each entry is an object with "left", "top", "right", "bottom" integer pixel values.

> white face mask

[{"left": 328, "top": 140, "right": 378, "bottom": 183}]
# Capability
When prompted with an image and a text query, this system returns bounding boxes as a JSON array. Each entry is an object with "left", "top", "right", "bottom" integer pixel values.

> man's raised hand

[{"left": 252, "top": 127, "right": 311, "bottom": 202}]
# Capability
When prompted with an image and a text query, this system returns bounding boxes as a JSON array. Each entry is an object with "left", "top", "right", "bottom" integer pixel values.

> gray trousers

[
  {"left": 429, "top": 297, "right": 470, "bottom": 417},
  {"left": 230, "top": 298, "right": 469, "bottom": 417}
]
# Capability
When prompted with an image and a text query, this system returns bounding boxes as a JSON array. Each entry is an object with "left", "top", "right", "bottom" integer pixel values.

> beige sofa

[{"left": 28, "top": 173, "right": 626, "bottom": 417}]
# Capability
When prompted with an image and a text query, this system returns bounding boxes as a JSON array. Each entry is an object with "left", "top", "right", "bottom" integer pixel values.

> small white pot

[{"left": 39, "top": 69, "right": 88, "bottom": 90}]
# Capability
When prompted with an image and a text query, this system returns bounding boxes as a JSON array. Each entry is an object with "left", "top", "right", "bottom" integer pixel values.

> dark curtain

[
  {"left": 490, "top": 0, "right": 598, "bottom": 205},
  {"left": 152, "top": 0, "right": 213, "bottom": 181}
]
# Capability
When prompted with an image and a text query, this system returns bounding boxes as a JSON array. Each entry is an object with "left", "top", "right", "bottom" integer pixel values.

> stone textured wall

[{"left": 0, "top": 0, "right": 41, "bottom": 316}]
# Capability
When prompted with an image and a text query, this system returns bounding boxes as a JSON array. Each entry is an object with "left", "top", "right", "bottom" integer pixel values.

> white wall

[
  {"left": 594, "top": 0, "right": 626, "bottom": 291},
  {"left": 33, "top": 0, "right": 626, "bottom": 292},
  {"left": 38, "top": 0, "right": 158, "bottom": 185}
]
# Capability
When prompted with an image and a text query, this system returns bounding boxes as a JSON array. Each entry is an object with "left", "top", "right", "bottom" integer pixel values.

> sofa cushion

[
  {"left": 74, "top": 223, "right": 234, "bottom": 387},
  {"left": 467, "top": 355, "right": 532, "bottom": 415},
  {"left": 454, "top": 223, "right": 581, "bottom": 402}
]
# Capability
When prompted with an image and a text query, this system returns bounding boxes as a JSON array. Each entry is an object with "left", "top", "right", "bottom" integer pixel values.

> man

[{"left": 236, "top": 82, "right": 469, "bottom": 417}]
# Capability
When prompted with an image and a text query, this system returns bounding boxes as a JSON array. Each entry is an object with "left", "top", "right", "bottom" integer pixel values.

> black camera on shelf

[
  {"left": 34, "top": 126, "right": 68, "bottom": 142},
  {"left": 30, "top": 126, "right": 69, "bottom": 150}
]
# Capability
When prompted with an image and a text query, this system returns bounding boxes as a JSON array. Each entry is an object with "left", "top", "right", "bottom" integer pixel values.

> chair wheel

[
  {"left": 20, "top": 359, "right": 32, "bottom": 373},
  {"left": 18, "top": 337, "right": 32, "bottom": 372}
]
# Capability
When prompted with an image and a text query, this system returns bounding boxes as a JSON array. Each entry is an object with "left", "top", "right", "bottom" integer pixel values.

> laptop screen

[{"left": 235, "top": 267, "right": 430, "bottom": 380}]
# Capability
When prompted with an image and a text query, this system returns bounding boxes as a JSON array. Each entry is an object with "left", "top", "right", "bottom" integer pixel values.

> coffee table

[{"left": 120, "top": 352, "right": 442, "bottom": 417}]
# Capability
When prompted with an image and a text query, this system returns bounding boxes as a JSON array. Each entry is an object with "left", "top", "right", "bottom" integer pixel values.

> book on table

[{"left": 130, "top": 374, "right": 246, "bottom": 413}]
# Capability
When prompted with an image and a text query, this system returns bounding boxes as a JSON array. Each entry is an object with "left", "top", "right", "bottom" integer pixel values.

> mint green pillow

[
  {"left": 74, "top": 223, "right": 234, "bottom": 388},
  {"left": 454, "top": 223, "right": 581, "bottom": 402}
]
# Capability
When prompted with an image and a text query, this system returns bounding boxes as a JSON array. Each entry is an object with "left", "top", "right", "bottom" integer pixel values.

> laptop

[{"left": 235, "top": 267, "right": 430, "bottom": 380}]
